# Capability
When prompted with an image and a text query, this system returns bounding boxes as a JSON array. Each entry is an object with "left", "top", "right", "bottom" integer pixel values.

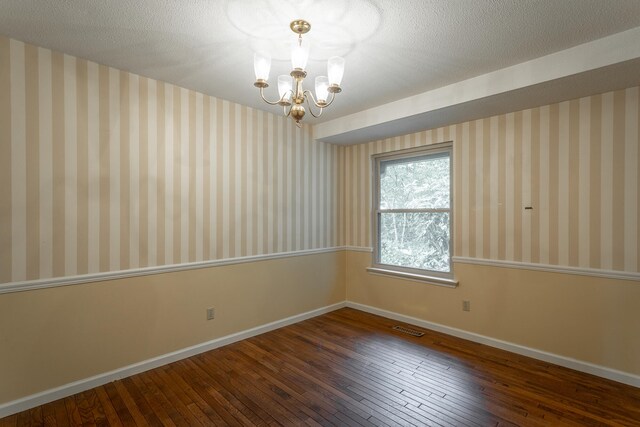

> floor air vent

[{"left": 392, "top": 325, "right": 425, "bottom": 337}]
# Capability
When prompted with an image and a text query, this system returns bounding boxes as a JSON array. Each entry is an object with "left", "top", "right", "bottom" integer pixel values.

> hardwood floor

[{"left": 2, "top": 308, "right": 639, "bottom": 426}]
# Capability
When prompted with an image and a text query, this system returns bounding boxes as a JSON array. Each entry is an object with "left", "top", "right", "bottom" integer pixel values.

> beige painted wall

[
  {"left": 0, "top": 251, "right": 346, "bottom": 403},
  {"left": 346, "top": 250, "right": 640, "bottom": 376}
]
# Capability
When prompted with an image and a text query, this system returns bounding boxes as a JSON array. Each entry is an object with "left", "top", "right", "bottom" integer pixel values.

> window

[{"left": 369, "top": 142, "right": 456, "bottom": 286}]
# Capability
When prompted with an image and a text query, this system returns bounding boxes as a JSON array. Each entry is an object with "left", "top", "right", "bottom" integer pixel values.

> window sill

[{"left": 366, "top": 267, "right": 459, "bottom": 288}]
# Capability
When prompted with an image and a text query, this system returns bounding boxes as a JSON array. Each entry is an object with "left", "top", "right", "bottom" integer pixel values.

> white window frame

[{"left": 367, "top": 142, "right": 458, "bottom": 287}]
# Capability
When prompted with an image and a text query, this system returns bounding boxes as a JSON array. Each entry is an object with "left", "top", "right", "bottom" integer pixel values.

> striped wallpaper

[
  {"left": 0, "top": 37, "right": 340, "bottom": 284},
  {"left": 341, "top": 86, "right": 640, "bottom": 273},
  {"left": 2, "top": 35, "right": 639, "bottom": 285}
]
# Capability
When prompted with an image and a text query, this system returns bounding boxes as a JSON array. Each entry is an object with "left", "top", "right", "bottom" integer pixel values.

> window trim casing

[{"left": 370, "top": 141, "right": 455, "bottom": 285}]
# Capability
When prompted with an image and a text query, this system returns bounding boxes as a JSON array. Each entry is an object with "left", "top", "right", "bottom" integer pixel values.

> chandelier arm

[
  {"left": 303, "top": 89, "right": 327, "bottom": 109},
  {"left": 322, "top": 91, "right": 337, "bottom": 108},
  {"left": 259, "top": 86, "right": 284, "bottom": 106},
  {"left": 302, "top": 90, "right": 324, "bottom": 118}
]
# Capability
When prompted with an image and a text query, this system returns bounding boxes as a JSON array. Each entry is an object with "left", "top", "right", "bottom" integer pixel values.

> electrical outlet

[
  {"left": 206, "top": 308, "right": 215, "bottom": 320},
  {"left": 462, "top": 300, "right": 471, "bottom": 312}
]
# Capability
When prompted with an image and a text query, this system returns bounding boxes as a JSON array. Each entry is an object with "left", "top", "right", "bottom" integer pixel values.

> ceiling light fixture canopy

[{"left": 253, "top": 19, "right": 345, "bottom": 126}]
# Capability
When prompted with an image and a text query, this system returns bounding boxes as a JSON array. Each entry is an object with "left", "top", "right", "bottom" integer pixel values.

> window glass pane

[
  {"left": 380, "top": 153, "right": 450, "bottom": 209},
  {"left": 379, "top": 212, "right": 450, "bottom": 272}
]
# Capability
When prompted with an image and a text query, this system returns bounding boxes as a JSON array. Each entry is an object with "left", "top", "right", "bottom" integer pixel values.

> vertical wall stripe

[
  {"left": 256, "top": 110, "right": 264, "bottom": 254},
  {"left": 512, "top": 112, "right": 523, "bottom": 262},
  {"left": 38, "top": 47, "right": 54, "bottom": 277},
  {"left": 294, "top": 125, "right": 302, "bottom": 250},
  {"left": 185, "top": 90, "right": 194, "bottom": 261},
  {"left": 163, "top": 83, "right": 174, "bottom": 265},
  {"left": 529, "top": 108, "right": 540, "bottom": 264},
  {"left": 612, "top": 90, "right": 626, "bottom": 271},
  {"left": 456, "top": 124, "right": 465, "bottom": 257},
  {"left": 147, "top": 79, "right": 158, "bottom": 266},
  {"left": 325, "top": 143, "right": 331, "bottom": 248},
  {"left": 129, "top": 74, "right": 140, "bottom": 268},
  {"left": 109, "top": 69, "right": 124, "bottom": 271},
  {"left": 63, "top": 54, "right": 78, "bottom": 276},
  {"left": 171, "top": 85, "right": 180, "bottom": 263},
  {"left": 482, "top": 119, "right": 491, "bottom": 258},
  {"left": 567, "top": 99, "right": 580, "bottom": 267},
  {"left": 215, "top": 98, "right": 224, "bottom": 259},
  {"left": 349, "top": 146, "right": 354, "bottom": 248},
  {"left": 505, "top": 113, "right": 515, "bottom": 261},
  {"left": 253, "top": 108, "right": 260, "bottom": 255},
  {"left": 589, "top": 95, "right": 602, "bottom": 269},
  {"left": 221, "top": 99, "right": 230, "bottom": 258},
  {"left": 284, "top": 119, "right": 292, "bottom": 252},
  {"left": 119, "top": 71, "right": 130, "bottom": 270},
  {"left": 359, "top": 143, "right": 367, "bottom": 248},
  {"left": 474, "top": 119, "right": 484, "bottom": 259},
  {"left": 266, "top": 112, "right": 273, "bottom": 254},
  {"left": 625, "top": 87, "right": 638, "bottom": 271},
  {"left": 311, "top": 129, "right": 317, "bottom": 248},
  {"left": 246, "top": 107, "right": 255, "bottom": 255},
  {"left": 578, "top": 97, "right": 591, "bottom": 268},
  {"left": 208, "top": 97, "right": 217, "bottom": 259},
  {"left": 234, "top": 103, "right": 243, "bottom": 257},
  {"left": 201, "top": 94, "right": 210, "bottom": 261},
  {"left": 489, "top": 117, "right": 499, "bottom": 259},
  {"left": 52, "top": 51, "right": 66, "bottom": 277},
  {"left": 549, "top": 103, "right": 560, "bottom": 265},
  {"left": 190, "top": 92, "right": 204, "bottom": 261},
  {"left": 521, "top": 110, "right": 532, "bottom": 263},
  {"left": 497, "top": 117, "right": 506, "bottom": 260},
  {"left": 538, "top": 105, "right": 550, "bottom": 264},
  {"left": 157, "top": 83, "right": 166, "bottom": 266},
  {"left": 179, "top": 88, "right": 189, "bottom": 263},
  {"left": 86, "top": 61, "right": 99, "bottom": 273},
  {"left": 75, "top": 59, "right": 88, "bottom": 275},
  {"left": 25, "top": 44, "right": 40, "bottom": 280},
  {"left": 262, "top": 110, "right": 270, "bottom": 254},
  {"left": 190, "top": 92, "right": 200, "bottom": 261},
  {"left": 10, "top": 39, "right": 26, "bottom": 281},
  {"left": 137, "top": 78, "right": 149, "bottom": 267},
  {"left": 98, "top": 65, "right": 110, "bottom": 272},
  {"left": 558, "top": 101, "right": 570, "bottom": 265},
  {"left": 320, "top": 140, "right": 325, "bottom": 248},
  {"left": 600, "top": 92, "right": 614, "bottom": 270},
  {"left": 316, "top": 129, "right": 321, "bottom": 246},
  {"left": 275, "top": 116, "right": 283, "bottom": 252},
  {"left": 305, "top": 127, "right": 311, "bottom": 248},
  {"left": 637, "top": 89, "right": 640, "bottom": 271},
  {"left": 338, "top": 142, "right": 344, "bottom": 246},
  {"left": 0, "top": 37, "right": 11, "bottom": 283}
]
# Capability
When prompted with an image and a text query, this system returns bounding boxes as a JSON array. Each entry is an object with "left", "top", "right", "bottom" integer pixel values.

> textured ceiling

[{"left": 1, "top": 0, "right": 640, "bottom": 124}]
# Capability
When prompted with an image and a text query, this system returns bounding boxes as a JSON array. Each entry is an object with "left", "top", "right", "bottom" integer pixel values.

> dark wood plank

[
  {"left": 0, "top": 414, "right": 17, "bottom": 427},
  {"left": 63, "top": 395, "right": 82, "bottom": 426},
  {"left": 93, "top": 386, "right": 124, "bottom": 426},
  {"left": 102, "top": 381, "right": 138, "bottom": 426},
  {"left": 3, "top": 307, "right": 640, "bottom": 426}
]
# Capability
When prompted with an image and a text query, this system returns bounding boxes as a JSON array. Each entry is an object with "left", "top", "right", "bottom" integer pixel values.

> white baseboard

[
  {"left": 0, "top": 302, "right": 346, "bottom": 418},
  {"left": 345, "top": 301, "right": 640, "bottom": 388}
]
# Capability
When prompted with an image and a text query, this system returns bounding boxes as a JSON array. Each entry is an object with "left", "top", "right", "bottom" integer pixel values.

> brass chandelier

[{"left": 253, "top": 19, "right": 345, "bottom": 126}]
